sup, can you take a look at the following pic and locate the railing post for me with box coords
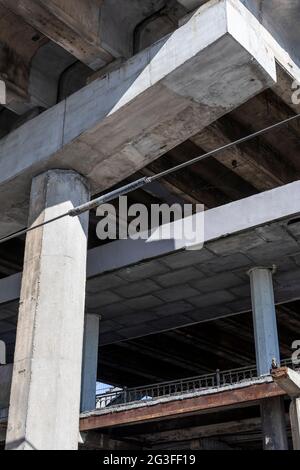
[124,386,128,404]
[216,369,221,387]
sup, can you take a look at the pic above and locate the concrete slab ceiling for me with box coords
[0,0,277,238]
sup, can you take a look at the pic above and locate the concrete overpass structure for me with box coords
[0,0,300,451]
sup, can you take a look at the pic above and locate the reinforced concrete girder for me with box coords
[2,181,300,348]
[0,6,77,115]
[0,0,110,70]
[272,367,300,398]
[0,0,171,70]
[0,0,277,238]
[272,367,300,450]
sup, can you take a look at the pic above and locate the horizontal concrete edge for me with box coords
[0,0,277,239]
[79,380,285,431]
[1,181,300,305]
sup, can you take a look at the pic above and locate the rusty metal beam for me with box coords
[80,382,285,432]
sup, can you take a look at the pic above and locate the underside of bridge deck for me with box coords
[1,0,300,451]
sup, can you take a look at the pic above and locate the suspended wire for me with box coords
[0,112,300,246]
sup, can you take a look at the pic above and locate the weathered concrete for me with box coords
[249,268,280,375]
[0,0,277,238]
[0,1,169,70]
[81,314,100,413]
[5,170,90,451]
[0,0,111,70]
[271,367,300,450]
[2,181,300,348]
[290,398,300,450]
[0,6,77,115]
[179,0,300,72]
[271,367,300,397]
[249,267,288,450]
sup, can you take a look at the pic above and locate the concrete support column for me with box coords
[249,267,280,374]
[290,398,300,450]
[248,267,288,450]
[80,314,100,413]
[6,170,90,451]
[260,397,287,450]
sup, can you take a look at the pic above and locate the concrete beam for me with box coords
[272,366,300,450]
[191,116,295,191]
[179,1,300,85]
[0,6,77,114]
[2,180,300,307]
[0,0,111,70]
[0,1,169,71]
[0,0,276,238]
[272,367,300,397]
[142,417,262,444]
[5,170,90,451]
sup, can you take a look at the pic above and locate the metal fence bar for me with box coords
[95,358,300,409]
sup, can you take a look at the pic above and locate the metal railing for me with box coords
[95,358,300,410]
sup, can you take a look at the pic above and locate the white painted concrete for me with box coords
[81,314,100,413]
[0,0,276,238]
[5,170,90,451]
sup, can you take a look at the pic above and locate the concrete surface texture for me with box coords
[1,0,300,452]
[0,0,277,238]
[5,170,90,450]
[1,181,300,347]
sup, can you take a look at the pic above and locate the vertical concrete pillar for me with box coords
[6,170,90,451]
[248,267,288,450]
[0,340,6,365]
[290,398,300,450]
[80,314,100,413]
